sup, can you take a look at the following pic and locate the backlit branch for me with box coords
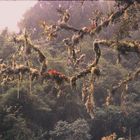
[110,68,140,95]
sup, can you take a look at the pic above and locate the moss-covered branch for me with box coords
[41,2,134,46]
[2,38,140,87]
[110,68,140,95]
[93,39,140,63]
[90,3,133,36]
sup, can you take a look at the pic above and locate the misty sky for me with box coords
[0,1,37,32]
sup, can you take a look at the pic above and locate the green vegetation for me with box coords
[0,1,140,140]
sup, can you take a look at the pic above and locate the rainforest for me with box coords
[0,0,140,140]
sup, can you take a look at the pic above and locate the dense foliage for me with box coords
[0,1,140,140]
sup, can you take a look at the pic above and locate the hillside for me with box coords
[0,1,140,140]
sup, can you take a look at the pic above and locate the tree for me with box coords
[50,119,91,140]
[0,1,140,139]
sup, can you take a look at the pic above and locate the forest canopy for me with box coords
[0,0,140,140]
